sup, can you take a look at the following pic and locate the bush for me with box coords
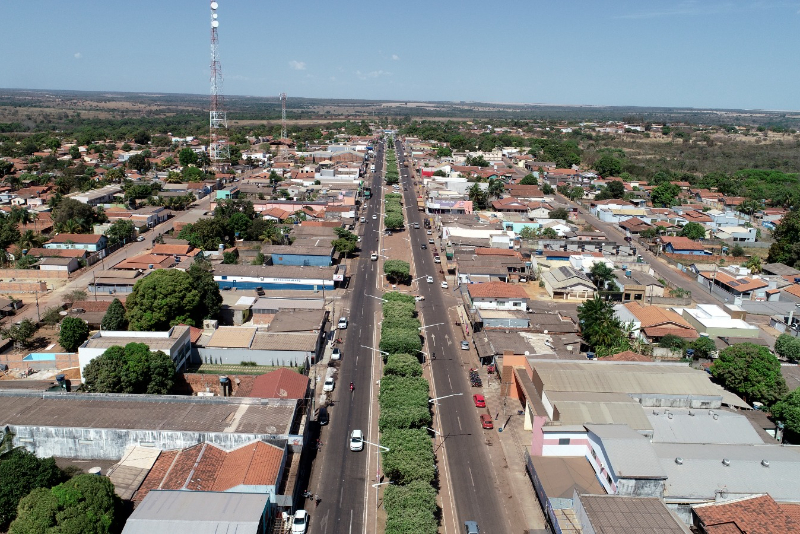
[384,260,411,284]
[0,449,66,530]
[381,428,435,485]
[385,480,438,534]
[658,334,686,351]
[383,292,415,305]
[384,353,423,377]
[379,376,431,430]
[379,328,422,356]
[382,314,421,331]
[383,300,417,320]
[379,404,432,431]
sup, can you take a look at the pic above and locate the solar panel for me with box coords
[728,281,739,287]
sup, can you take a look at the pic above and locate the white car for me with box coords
[414,295,425,301]
[136,236,145,242]
[427,230,432,235]
[338,317,348,329]
[350,429,364,452]
[292,510,309,534]
[426,276,434,284]
[331,348,341,360]
[360,217,366,223]
[323,377,335,392]
[441,281,448,289]
[372,214,377,220]
[370,252,378,261]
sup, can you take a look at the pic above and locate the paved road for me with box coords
[310,141,385,534]
[397,141,512,534]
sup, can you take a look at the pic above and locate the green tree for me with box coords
[680,222,707,240]
[768,210,800,266]
[52,199,100,234]
[549,207,569,221]
[436,146,451,157]
[541,227,558,239]
[519,226,538,240]
[384,260,410,284]
[81,342,175,394]
[1,319,37,349]
[519,174,537,185]
[222,251,238,264]
[744,255,762,273]
[594,154,623,177]
[542,183,555,195]
[589,262,616,291]
[730,244,745,257]
[467,183,488,210]
[384,353,423,377]
[0,449,66,530]
[126,153,150,173]
[568,186,584,201]
[125,270,202,330]
[58,317,89,352]
[384,212,405,230]
[771,389,800,439]
[381,428,435,485]
[710,343,788,404]
[178,147,198,167]
[104,220,135,246]
[688,336,717,359]
[577,296,624,352]
[177,219,228,251]
[774,333,800,362]
[487,178,505,199]
[596,180,625,200]
[9,474,122,534]
[133,130,151,145]
[659,334,687,351]
[650,182,680,207]
[379,328,422,355]
[69,145,80,160]
[332,227,358,257]
[100,298,127,331]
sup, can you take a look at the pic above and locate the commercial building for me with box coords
[78,327,192,378]
[212,264,341,291]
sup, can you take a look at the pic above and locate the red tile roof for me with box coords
[602,350,653,362]
[152,244,198,256]
[474,248,522,258]
[25,248,87,258]
[661,236,706,251]
[694,494,800,534]
[467,281,528,299]
[249,368,309,399]
[46,233,105,244]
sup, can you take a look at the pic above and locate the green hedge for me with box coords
[379,328,422,356]
[384,480,437,534]
[381,428,436,485]
[384,353,423,377]
[383,292,415,305]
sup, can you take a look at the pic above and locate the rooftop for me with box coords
[468,281,529,299]
[579,494,690,534]
[647,408,765,445]
[249,368,309,399]
[587,424,667,479]
[529,456,605,500]
[693,494,800,534]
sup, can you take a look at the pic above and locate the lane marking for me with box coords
[458,416,463,432]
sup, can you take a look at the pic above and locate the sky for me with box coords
[2,0,799,110]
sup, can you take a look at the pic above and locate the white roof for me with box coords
[647,408,765,445]
[677,305,759,331]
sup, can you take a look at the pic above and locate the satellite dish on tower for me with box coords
[211,20,219,28]
[210,1,218,10]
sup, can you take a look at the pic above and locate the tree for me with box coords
[519,226,538,240]
[126,153,150,173]
[710,343,788,405]
[126,270,203,330]
[519,174,537,185]
[222,251,238,264]
[487,178,505,199]
[1,319,37,349]
[577,296,624,352]
[104,219,134,246]
[686,335,716,358]
[384,260,410,284]
[82,342,175,394]
[568,186,584,201]
[332,227,358,257]
[58,317,89,352]
[384,212,405,230]
[177,219,228,250]
[0,449,66,530]
[52,199,100,234]
[589,262,616,291]
[650,182,680,207]
[133,130,151,145]
[744,255,762,273]
[775,333,800,362]
[730,244,745,257]
[542,183,555,195]
[768,210,800,266]
[467,183,488,210]
[178,147,198,167]
[9,474,122,534]
[549,207,569,221]
[541,227,558,239]
[771,389,800,439]
[594,154,623,177]
[597,180,625,200]
[40,306,63,328]
[680,222,707,240]
[69,145,80,160]
[436,146,452,157]
[100,298,127,331]
[659,334,686,351]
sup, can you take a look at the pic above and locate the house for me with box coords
[197,326,323,366]
[44,233,108,252]
[66,185,122,206]
[692,494,800,534]
[38,256,79,273]
[213,264,340,292]
[615,301,698,342]
[660,236,710,255]
[696,269,768,301]
[713,226,757,242]
[466,282,529,310]
[261,244,334,267]
[541,266,596,300]
[677,304,760,339]
[249,368,310,400]
[114,253,176,270]
[151,243,201,262]
[611,270,665,301]
[88,269,150,295]
[618,217,652,234]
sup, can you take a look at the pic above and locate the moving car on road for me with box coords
[372,214,377,220]
[464,520,480,534]
[337,317,348,329]
[370,252,378,261]
[350,429,364,451]
[420,243,427,249]
[426,276,434,283]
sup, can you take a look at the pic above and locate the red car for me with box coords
[473,394,486,408]
[480,414,494,430]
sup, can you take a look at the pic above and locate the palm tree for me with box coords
[468,183,487,210]
[488,178,505,199]
[18,230,45,250]
[60,219,82,234]
[590,262,616,291]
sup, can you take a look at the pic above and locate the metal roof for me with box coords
[122,490,268,534]
[647,408,765,445]
[553,397,653,432]
[578,495,690,534]
[587,424,667,479]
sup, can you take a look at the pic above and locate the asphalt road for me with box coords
[310,141,385,534]
[397,141,512,534]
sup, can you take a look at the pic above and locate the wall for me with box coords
[270,254,332,267]
[540,428,590,457]
[198,347,312,367]
[0,281,48,293]
[615,477,664,498]
[8,424,294,460]
[0,269,69,279]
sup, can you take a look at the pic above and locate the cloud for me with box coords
[391,54,400,61]
[288,60,306,71]
[74,52,82,59]
[356,70,391,80]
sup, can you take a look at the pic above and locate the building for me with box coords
[661,236,710,256]
[677,304,760,339]
[45,233,108,252]
[615,302,698,342]
[692,494,800,533]
[541,266,596,300]
[466,282,529,310]
[38,256,80,273]
[612,270,665,301]
[122,491,270,534]
[197,326,323,366]
[212,264,340,291]
[261,244,334,267]
[78,327,192,378]
[574,494,690,534]
[88,269,149,295]
[66,185,122,206]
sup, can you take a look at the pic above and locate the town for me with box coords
[2,2,800,534]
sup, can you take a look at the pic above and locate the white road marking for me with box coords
[458,416,463,432]
[469,466,475,487]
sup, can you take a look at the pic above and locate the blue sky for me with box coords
[2,0,799,110]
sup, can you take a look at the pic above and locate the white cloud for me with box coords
[356,70,391,80]
[74,52,82,59]
[391,54,400,61]
[288,60,306,71]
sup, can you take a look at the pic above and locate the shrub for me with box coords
[379,328,422,356]
[381,428,435,485]
[384,353,423,377]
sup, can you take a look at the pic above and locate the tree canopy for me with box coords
[650,183,680,207]
[768,210,800,267]
[774,333,800,362]
[58,317,89,352]
[9,474,122,534]
[384,260,410,284]
[81,342,175,394]
[680,222,707,240]
[578,296,627,356]
[0,449,66,531]
[100,298,127,331]
[710,343,788,405]
[771,388,800,440]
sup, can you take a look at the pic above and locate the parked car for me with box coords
[292,510,309,534]
[434,256,441,264]
[136,236,145,242]
[428,238,435,244]
[414,295,425,301]
[426,276,434,283]
[318,406,329,425]
[338,317,348,329]
[480,414,494,429]
[473,394,486,407]
[360,217,366,223]
[441,281,448,289]
[461,340,470,350]
[350,429,364,451]
[323,377,335,392]
[331,348,341,360]
[427,230,432,235]
[464,521,480,534]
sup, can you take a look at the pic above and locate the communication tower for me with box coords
[209,1,228,166]
[280,92,287,140]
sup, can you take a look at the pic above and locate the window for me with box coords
[558,438,571,445]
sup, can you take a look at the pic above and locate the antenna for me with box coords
[209,0,228,168]
[280,92,287,140]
